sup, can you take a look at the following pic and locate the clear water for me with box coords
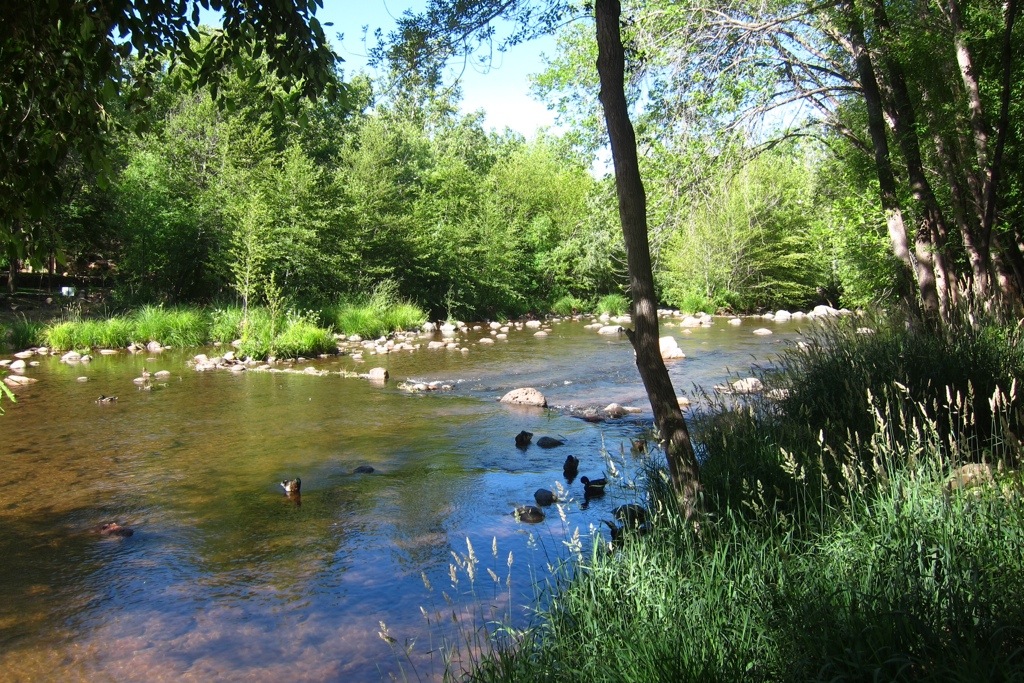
[0,316,806,681]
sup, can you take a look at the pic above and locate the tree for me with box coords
[595,0,701,508]
[380,0,702,506]
[1,0,342,287]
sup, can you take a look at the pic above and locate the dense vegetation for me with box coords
[443,308,1024,681]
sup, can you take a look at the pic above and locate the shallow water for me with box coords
[0,316,806,681]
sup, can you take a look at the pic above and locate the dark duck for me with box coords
[563,455,580,480]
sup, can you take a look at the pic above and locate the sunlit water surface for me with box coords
[0,317,807,681]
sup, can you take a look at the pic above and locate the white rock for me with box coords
[752,328,773,336]
[732,377,764,394]
[61,351,82,363]
[525,320,542,329]
[499,387,547,407]
[14,350,34,359]
[597,325,623,335]
[479,337,495,344]
[9,360,26,371]
[534,330,548,337]
[728,318,742,326]
[774,310,792,321]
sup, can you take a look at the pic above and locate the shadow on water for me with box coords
[0,317,807,680]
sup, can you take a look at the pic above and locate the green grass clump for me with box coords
[595,293,629,316]
[43,320,82,350]
[270,320,337,358]
[326,280,427,338]
[209,306,245,344]
[551,295,588,317]
[130,305,208,347]
[8,317,45,349]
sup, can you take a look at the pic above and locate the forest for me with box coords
[7,0,1020,324]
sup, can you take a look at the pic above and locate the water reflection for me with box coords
[0,317,806,680]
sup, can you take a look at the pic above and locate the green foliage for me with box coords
[326,280,427,338]
[1,3,340,280]
[551,295,588,316]
[130,305,208,347]
[657,144,830,312]
[595,293,629,316]
[236,307,336,360]
[7,317,45,349]
[209,306,245,344]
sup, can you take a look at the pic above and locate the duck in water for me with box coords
[280,478,301,494]
[563,455,580,481]
[581,475,607,499]
[95,395,118,404]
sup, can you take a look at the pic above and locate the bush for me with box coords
[595,293,629,316]
[7,317,44,349]
[325,280,427,338]
[551,295,588,317]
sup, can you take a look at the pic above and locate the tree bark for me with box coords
[839,0,921,313]
[595,0,700,512]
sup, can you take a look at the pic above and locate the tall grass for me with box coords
[130,305,208,347]
[325,280,427,338]
[6,316,45,349]
[595,293,629,316]
[463,306,1024,681]
[36,303,337,359]
[551,295,588,317]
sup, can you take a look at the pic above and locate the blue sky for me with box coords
[317,1,561,137]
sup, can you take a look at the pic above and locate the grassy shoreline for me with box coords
[0,297,429,359]
[444,307,1024,682]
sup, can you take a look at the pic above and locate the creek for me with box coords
[0,316,806,681]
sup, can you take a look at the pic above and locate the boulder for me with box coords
[534,488,557,506]
[728,318,742,326]
[499,387,547,407]
[536,436,565,448]
[146,341,163,353]
[597,325,623,335]
[525,320,542,329]
[732,377,764,394]
[4,374,37,386]
[61,351,82,363]
[774,310,792,321]
[752,328,773,336]
[659,336,685,360]
[366,367,389,382]
[9,359,26,371]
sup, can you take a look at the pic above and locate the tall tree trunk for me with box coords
[870,0,948,320]
[595,0,700,512]
[839,0,922,313]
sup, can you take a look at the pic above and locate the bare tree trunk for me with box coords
[839,0,922,313]
[595,0,700,512]
[869,0,948,320]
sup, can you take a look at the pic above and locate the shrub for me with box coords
[551,295,588,317]
[8,317,44,349]
[595,293,629,316]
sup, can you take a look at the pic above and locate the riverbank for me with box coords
[455,308,1024,681]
